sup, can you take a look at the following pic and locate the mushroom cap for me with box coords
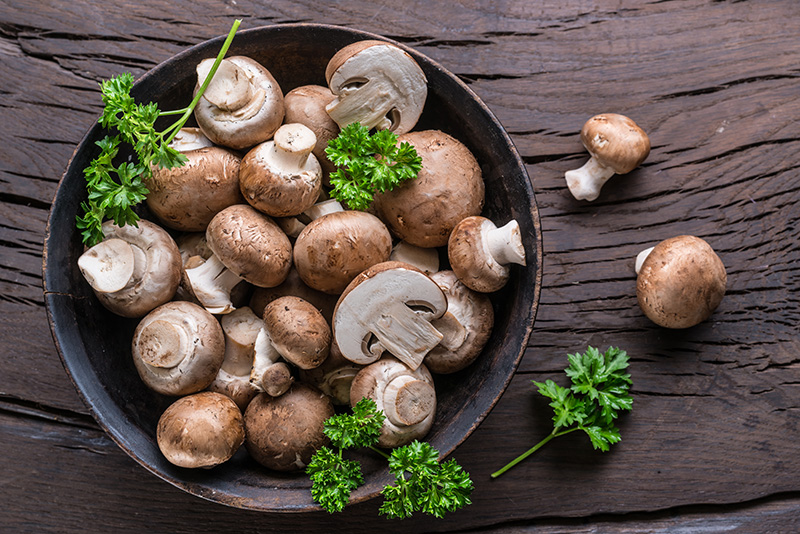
[263,296,331,370]
[93,220,182,318]
[243,383,334,471]
[293,210,392,294]
[205,204,292,288]
[580,113,650,174]
[349,356,436,448]
[146,146,243,232]
[283,85,339,178]
[373,130,484,248]
[157,391,245,469]
[194,56,285,150]
[426,270,494,374]
[636,235,727,329]
[132,301,226,396]
[448,216,513,293]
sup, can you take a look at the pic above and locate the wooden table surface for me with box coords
[3,0,800,532]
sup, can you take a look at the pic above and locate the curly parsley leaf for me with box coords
[491,346,633,478]
[325,122,422,211]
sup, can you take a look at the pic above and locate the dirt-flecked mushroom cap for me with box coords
[325,40,427,134]
[194,56,285,150]
[146,146,243,231]
[293,210,392,294]
[132,301,225,396]
[244,383,334,472]
[349,356,436,448]
[636,235,727,329]
[426,270,495,374]
[333,261,447,370]
[205,204,292,288]
[157,391,245,469]
[565,113,650,201]
[283,85,339,179]
[239,123,322,217]
[263,296,331,370]
[448,216,527,293]
[83,220,182,318]
[373,130,484,248]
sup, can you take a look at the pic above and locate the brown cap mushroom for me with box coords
[78,220,182,318]
[194,56,285,150]
[372,130,484,248]
[636,235,727,329]
[426,270,494,374]
[132,301,225,396]
[325,40,427,134]
[157,391,245,469]
[283,85,339,180]
[239,123,322,217]
[293,210,392,294]
[448,216,526,293]
[350,356,436,448]
[244,383,334,471]
[565,113,650,201]
[263,296,331,370]
[146,146,243,231]
[207,306,263,410]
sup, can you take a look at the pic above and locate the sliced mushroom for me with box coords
[194,56,285,150]
[157,391,245,469]
[350,356,436,448]
[448,216,526,293]
[373,130,484,248]
[325,40,427,134]
[283,85,339,180]
[207,306,263,410]
[132,301,225,396]
[333,261,447,370]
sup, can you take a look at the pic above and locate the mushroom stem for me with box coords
[137,319,191,368]
[197,58,255,112]
[390,241,440,274]
[251,326,293,397]
[304,199,343,220]
[564,157,616,201]
[634,246,655,274]
[185,253,244,315]
[271,123,317,169]
[487,220,527,266]
[370,300,444,370]
[383,374,436,427]
[219,308,260,376]
[77,238,136,294]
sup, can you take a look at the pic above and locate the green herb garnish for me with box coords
[76,20,242,247]
[491,346,633,478]
[307,398,473,518]
[325,123,422,211]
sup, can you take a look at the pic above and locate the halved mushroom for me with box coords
[194,56,285,150]
[333,261,447,370]
[325,40,427,134]
[78,220,182,318]
[207,306,263,410]
[372,130,484,248]
[157,391,245,469]
[132,301,225,396]
[283,85,339,180]
[350,356,436,448]
[448,216,526,293]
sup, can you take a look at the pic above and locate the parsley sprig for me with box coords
[76,20,242,247]
[307,398,473,518]
[325,123,422,211]
[491,346,633,478]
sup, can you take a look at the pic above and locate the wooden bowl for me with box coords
[43,23,543,511]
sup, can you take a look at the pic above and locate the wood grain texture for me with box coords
[2,0,800,531]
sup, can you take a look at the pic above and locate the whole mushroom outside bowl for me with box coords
[42,23,543,512]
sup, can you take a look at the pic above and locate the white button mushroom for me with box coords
[636,235,727,329]
[564,113,651,201]
[325,40,427,134]
[349,357,436,448]
[194,56,285,150]
[448,216,527,293]
[131,301,225,396]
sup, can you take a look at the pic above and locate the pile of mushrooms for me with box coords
[77,40,528,473]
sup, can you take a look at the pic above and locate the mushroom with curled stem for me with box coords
[333,261,447,370]
[157,391,245,469]
[239,123,323,217]
[78,220,182,318]
[636,235,727,329]
[325,40,427,134]
[349,356,436,448]
[283,85,339,181]
[564,113,650,201]
[193,56,285,150]
[298,340,363,405]
[207,306,263,410]
[132,301,225,396]
[244,383,334,471]
[448,216,526,293]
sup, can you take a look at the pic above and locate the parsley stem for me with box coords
[490,427,579,478]
[368,445,391,460]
